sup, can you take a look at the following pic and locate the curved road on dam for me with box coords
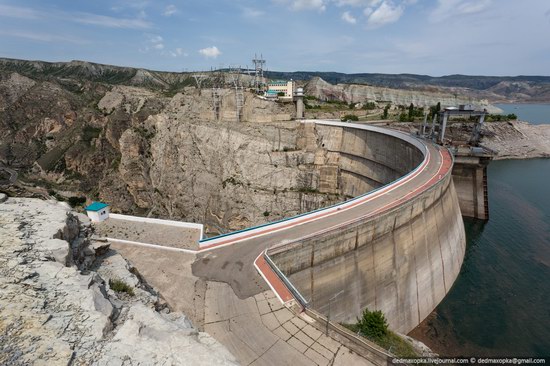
[192,120,453,304]
[107,119,457,365]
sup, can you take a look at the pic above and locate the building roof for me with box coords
[85,202,109,212]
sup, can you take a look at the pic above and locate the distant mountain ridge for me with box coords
[2,57,549,102]
[266,71,550,90]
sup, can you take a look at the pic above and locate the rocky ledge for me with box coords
[0,196,237,365]
[481,120,550,160]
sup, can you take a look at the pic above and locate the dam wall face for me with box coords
[300,123,424,197]
[270,122,466,334]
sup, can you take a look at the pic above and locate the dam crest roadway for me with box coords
[108,119,466,365]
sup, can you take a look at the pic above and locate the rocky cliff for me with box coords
[0,196,237,365]
[0,64,343,235]
[304,77,501,113]
[2,58,540,236]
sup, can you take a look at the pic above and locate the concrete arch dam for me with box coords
[193,120,465,335]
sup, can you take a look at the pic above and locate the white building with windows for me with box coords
[85,202,110,222]
[266,80,295,98]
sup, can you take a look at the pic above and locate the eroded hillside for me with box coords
[0,65,345,235]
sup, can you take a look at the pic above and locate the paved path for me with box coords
[111,243,374,366]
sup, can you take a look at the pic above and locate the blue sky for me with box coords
[0,0,549,76]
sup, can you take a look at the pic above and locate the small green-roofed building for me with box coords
[85,201,110,222]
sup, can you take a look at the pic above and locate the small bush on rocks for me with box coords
[109,279,135,296]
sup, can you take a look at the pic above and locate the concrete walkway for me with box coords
[204,282,371,366]
[110,243,373,366]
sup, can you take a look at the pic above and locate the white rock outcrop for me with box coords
[0,197,238,365]
[305,77,501,113]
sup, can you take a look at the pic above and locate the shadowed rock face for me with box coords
[0,67,350,234]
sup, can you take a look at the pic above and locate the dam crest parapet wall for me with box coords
[266,121,466,334]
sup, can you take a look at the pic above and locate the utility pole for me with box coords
[252,53,266,94]
[228,65,244,122]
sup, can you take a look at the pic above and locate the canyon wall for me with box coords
[305,77,501,113]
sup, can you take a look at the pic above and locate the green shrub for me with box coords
[362,102,377,110]
[357,308,388,341]
[68,196,86,207]
[382,105,390,119]
[342,308,417,357]
[341,114,359,122]
[109,279,135,296]
[82,126,101,142]
[263,211,270,217]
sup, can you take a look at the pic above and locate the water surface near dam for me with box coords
[410,158,550,356]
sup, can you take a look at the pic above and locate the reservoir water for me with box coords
[495,103,550,124]
[410,106,550,356]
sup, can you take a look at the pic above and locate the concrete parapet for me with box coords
[268,122,465,334]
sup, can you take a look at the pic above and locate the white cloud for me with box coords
[73,13,152,29]
[242,7,265,18]
[342,11,357,24]
[140,34,164,53]
[366,1,404,28]
[0,29,87,44]
[431,0,491,21]
[333,0,381,6]
[0,5,152,29]
[0,5,39,19]
[163,5,177,17]
[168,48,188,57]
[149,35,163,43]
[276,0,327,12]
[199,46,221,58]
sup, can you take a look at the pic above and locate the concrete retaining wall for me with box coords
[109,213,204,239]
[269,123,465,334]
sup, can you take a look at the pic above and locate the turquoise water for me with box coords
[495,103,550,125]
[414,159,550,356]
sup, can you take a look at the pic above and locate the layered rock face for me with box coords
[0,70,344,234]
[305,77,501,113]
[0,197,237,365]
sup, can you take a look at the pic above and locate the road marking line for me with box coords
[200,149,434,251]
[262,147,452,303]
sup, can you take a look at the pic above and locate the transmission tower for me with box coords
[193,74,207,89]
[252,54,266,93]
[228,65,244,122]
[192,73,207,96]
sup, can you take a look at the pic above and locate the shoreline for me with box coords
[481,120,550,160]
